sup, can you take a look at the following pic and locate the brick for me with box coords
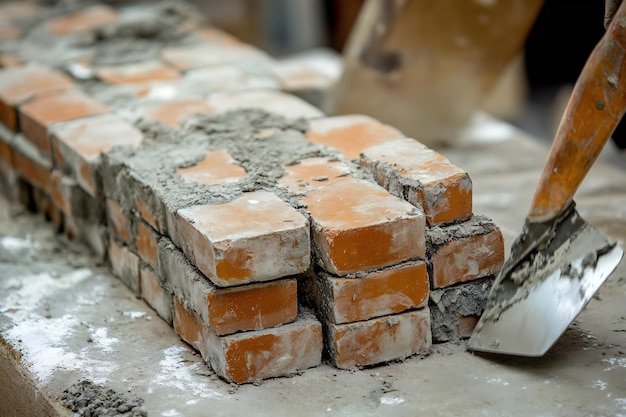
[0,65,72,131]
[303,261,429,324]
[325,308,431,369]
[106,198,132,245]
[157,237,298,335]
[0,124,14,168]
[0,25,21,41]
[19,89,108,155]
[173,190,310,287]
[49,170,72,214]
[206,90,324,119]
[361,138,473,226]
[429,278,493,342]
[172,301,324,384]
[195,27,243,46]
[12,134,51,192]
[136,220,158,270]
[307,115,405,160]
[184,65,280,93]
[208,313,323,384]
[51,114,143,196]
[0,2,38,22]
[47,5,118,36]
[133,99,214,128]
[108,237,140,295]
[139,265,174,325]
[161,42,270,71]
[296,177,424,276]
[279,157,352,194]
[428,216,504,289]
[177,149,246,186]
[136,195,163,234]
[96,61,180,85]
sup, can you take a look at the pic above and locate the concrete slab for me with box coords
[1,114,626,417]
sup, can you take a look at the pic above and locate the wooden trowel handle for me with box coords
[528,2,626,221]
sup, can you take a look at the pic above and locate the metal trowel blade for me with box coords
[467,209,623,356]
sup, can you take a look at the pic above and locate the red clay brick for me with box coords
[206,90,324,119]
[175,300,323,384]
[307,115,405,160]
[361,138,473,226]
[177,149,246,186]
[291,175,424,276]
[157,237,297,336]
[49,170,70,214]
[430,225,504,289]
[161,42,269,71]
[12,136,51,192]
[279,157,352,193]
[0,133,13,168]
[272,59,334,93]
[51,114,143,196]
[136,196,163,234]
[140,265,173,325]
[0,65,72,131]
[136,220,159,270]
[134,99,214,128]
[19,89,108,155]
[326,308,431,369]
[307,261,429,324]
[174,190,310,287]
[109,237,140,294]
[96,61,180,85]
[207,279,298,336]
[47,5,118,36]
[106,198,132,245]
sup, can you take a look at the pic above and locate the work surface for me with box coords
[1,114,626,417]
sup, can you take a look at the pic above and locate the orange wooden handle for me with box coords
[528,1,626,221]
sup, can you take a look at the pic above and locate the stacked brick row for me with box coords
[0,1,505,383]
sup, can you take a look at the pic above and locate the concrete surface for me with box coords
[1,113,626,417]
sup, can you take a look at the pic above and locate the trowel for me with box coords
[467,2,626,356]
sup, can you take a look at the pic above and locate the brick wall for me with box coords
[0,0,504,384]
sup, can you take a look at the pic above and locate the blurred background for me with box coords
[189,0,625,164]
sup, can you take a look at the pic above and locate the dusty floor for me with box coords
[1,113,626,417]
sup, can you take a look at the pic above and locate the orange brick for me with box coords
[308,261,429,324]
[0,65,72,131]
[158,237,298,335]
[12,135,51,192]
[214,314,323,384]
[96,61,180,85]
[361,138,473,226]
[161,42,269,71]
[272,58,334,92]
[136,220,158,270]
[177,149,246,185]
[19,89,108,155]
[302,178,424,276]
[279,157,352,193]
[208,279,297,336]
[140,265,173,325]
[47,5,118,36]
[174,190,310,287]
[326,308,431,369]
[136,196,163,234]
[183,65,280,94]
[173,297,207,356]
[0,132,13,168]
[206,90,324,119]
[429,218,504,289]
[106,198,132,245]
[134,99,214,128]
[108,237,140,294]
[51,114,143,196]
[307,115,405,160]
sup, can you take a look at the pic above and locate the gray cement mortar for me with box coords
[61,379,147,417]
[429,277,494,343]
